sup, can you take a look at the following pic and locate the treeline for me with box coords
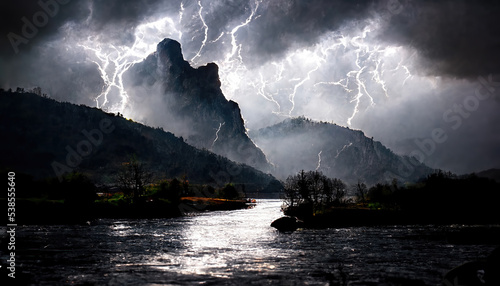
[0,86,48,97]
[282,170,500,225]
[283,170,350,217]
[367,171,500,223]
[1,163,247,224]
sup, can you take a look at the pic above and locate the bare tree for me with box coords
[332,178,346,205]
[32,86,42,96]
[283,170,347,213]
[354,180,368,203]
[282,170,306,208]
[117,156,153,203]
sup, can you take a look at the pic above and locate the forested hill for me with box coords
[251,117,434,185]
[0,91,281,193]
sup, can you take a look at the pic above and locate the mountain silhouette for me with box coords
[123,38,270,172]
[251,116,434,185]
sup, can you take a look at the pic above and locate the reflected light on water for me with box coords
[10,200,499,285]
[149,200,285,276]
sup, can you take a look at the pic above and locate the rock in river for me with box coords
[271,216,298,232]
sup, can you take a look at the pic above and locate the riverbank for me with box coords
[4,196,256,225]
[285,205,500,229]
[180,197,255,211]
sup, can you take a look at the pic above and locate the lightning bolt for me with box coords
[79,42,140,111]
[226,0,261,64]
[402,65,412,86]
[371,58,389,98]
[314,78,352,93]
[335,142,352,159]
[77,3,418,131]
[79,14,183,113]
[288,62,320,115]
[190,1,208,64]
[217,0,262,101]
[347,66,373,126]
[210,32,225,44]
[179,2,184,24]
[316,150,322,171]
[254,72,282,113]
[211,122,225,149]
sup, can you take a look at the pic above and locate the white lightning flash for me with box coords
[79,13,183,113]
[217,0,262,100]
[316,150,322,171]
[254,71,282,113]
[211,122,225,149]
[190,1,208,64]
[288,63,320,115]
[335,142,352,159]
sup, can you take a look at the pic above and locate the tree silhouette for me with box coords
[354,180,368,203]
[116,156,153,203]
[283,170,346,214]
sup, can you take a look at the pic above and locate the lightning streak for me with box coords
[316,150,322,171]
[254,72,281,112]
[226,0,261,63]
[80,42,142,111]
[218,0,261,100]
[335,143,352,159]
[77,5,418,130]
[402,65,412,86]
[210,32,225,43]
[211,122,225,149]
[79,14,183,113]
[289,63,320,115]
[191,1,208,64]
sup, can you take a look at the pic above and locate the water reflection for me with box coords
[149,200,284,277]
[4,200,498,285]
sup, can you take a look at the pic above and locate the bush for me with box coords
[217,184,240,200]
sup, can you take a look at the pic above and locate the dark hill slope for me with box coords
[0,91,280,193]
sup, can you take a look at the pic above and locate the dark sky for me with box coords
[1,0,500,174]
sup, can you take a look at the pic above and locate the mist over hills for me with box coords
[122,38,270,172]
[251,117,434,185]
[1,39,442,189]
[118,38,435,185]
[0,91,280,194]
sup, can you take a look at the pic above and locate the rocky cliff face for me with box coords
[250,117,434,185]
[123,39,270,172]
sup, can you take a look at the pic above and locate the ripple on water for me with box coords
[4,200,498,285]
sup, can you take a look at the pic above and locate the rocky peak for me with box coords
[124,38,271,172]
[155,39,191,83]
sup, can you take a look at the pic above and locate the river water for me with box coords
[1,200,498,285]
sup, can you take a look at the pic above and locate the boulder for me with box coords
[271,216,298,232]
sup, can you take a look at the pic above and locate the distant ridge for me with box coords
[251,117,434,185]
[476,168,500,183]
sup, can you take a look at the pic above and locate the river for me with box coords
[1,200,498,285]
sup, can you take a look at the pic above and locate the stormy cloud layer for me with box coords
[1,0,500,174]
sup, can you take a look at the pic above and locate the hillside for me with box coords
[251,117,434,185]
[476,168,500,183]
[0,91,281,194]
